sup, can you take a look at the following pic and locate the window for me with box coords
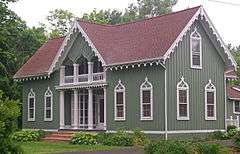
[190,28,202,69]
[114,80,125,121]
[140,77,153,120]
[177,77,189,120]
[234,101,240,114]
[205,80,216,120]
[28,89,35,121]
[44,87,53,121]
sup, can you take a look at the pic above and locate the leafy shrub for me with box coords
[132,128,147,146]
[96,130,134,146]
[211,131,226,140]
[70,132,97,145]
[0,91,22,153]
[234,131,240,149]
[227,125,237,132]
[144,140,192,154]
[197,143,221,154]
[11,129,46,142]
[224,129,237,139]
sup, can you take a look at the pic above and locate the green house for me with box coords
[14,6,238,139]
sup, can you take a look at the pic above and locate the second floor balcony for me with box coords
[60,57,106,86]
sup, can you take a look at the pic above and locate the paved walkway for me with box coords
[58,148,144,154]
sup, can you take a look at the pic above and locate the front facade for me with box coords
[15,6,237,139]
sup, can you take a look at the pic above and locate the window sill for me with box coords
[141,117,153,121]
[28,119,35,122]
[177,117,190,121]
[233,112,240,115]
[44,119,53,122]
[190,66,202,70]
[114,118,125,121]
[205,117,217,121]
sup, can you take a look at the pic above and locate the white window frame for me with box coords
[233,100,240,114]
[140,77,153,121]
[44,87,53,121]
[177,76,190,120]
[205,80,217,120]
[28,88,35,121]
[190,27,202,69]
[114,80,126,121]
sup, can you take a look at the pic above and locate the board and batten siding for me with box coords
[166,21,225,131]
[22,71,60,130]
[106,65,165,131]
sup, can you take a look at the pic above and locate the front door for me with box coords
[78,90,88,129]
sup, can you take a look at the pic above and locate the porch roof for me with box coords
[228,85,240,100]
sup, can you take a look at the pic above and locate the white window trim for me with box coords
[190,27,202,69]
[140,77,153,121]
[233,100,240,114]
[44,87,53,121]
[28,88,35,121]
[205,80,217,121]
[114,80,126,121]
[176,76,190,121]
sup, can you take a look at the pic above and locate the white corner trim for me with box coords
[48,20,106,75]
[176,76,190,121]
[205,79,217,121]
[140,77,153,121]
[164,68,168,140]
[190,27,202,69]
[28,88,35,122]
[114,80,126,121]
[44,87,53,121]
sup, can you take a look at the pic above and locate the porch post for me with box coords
[88,88,93,130]
[59,90,65,129]
[88,62,93,83]
[72,89,79,129]
[103,87,107,130]
[73,64,79,84]
[60,66,65,85]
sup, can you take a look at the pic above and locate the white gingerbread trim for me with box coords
[48,20,106,75]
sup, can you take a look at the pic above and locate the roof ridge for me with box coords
[78,5,201,27]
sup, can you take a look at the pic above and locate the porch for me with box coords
[59,87,106,130]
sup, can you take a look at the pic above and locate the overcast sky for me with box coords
[9,0,240,46]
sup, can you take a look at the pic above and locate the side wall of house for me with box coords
[166,21,226,131]
[22,71,60,130]
[106,65,165,131]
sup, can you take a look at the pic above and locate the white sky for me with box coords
[9,0,240,46]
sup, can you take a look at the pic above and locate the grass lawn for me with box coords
[20,141,125,154]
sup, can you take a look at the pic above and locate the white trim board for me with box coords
[106,129,225,134]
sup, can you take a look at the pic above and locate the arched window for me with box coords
[140,77,153,120]
[28,89,35,121]
[205,80,216,120]
[190,27,202,69]
[177,77,189,120]
[44,87,53,121]
[114,80,126,121]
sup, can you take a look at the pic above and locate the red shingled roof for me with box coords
[14,37,65,78]
[225,68,238,79]
[14,6,200,78]
[228,85,240,100]
[78,6,200,65]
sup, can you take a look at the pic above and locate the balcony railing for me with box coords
[62,72,105,85]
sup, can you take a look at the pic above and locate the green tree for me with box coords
[0,90,22,153]
[82,9,110,24]
[47,9,75,37]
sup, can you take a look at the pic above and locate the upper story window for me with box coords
[28,89,35,121]
[44,87,53,121]
[114,80,126,121]
[234,101,240,114]
[177,77,189,120]
[205,80,216,120]
[190,28,202,69]
[140,77,153,120]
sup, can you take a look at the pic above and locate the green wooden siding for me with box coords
[106,65,165,131]
[22,71,60,129]
[166,21,225,131]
